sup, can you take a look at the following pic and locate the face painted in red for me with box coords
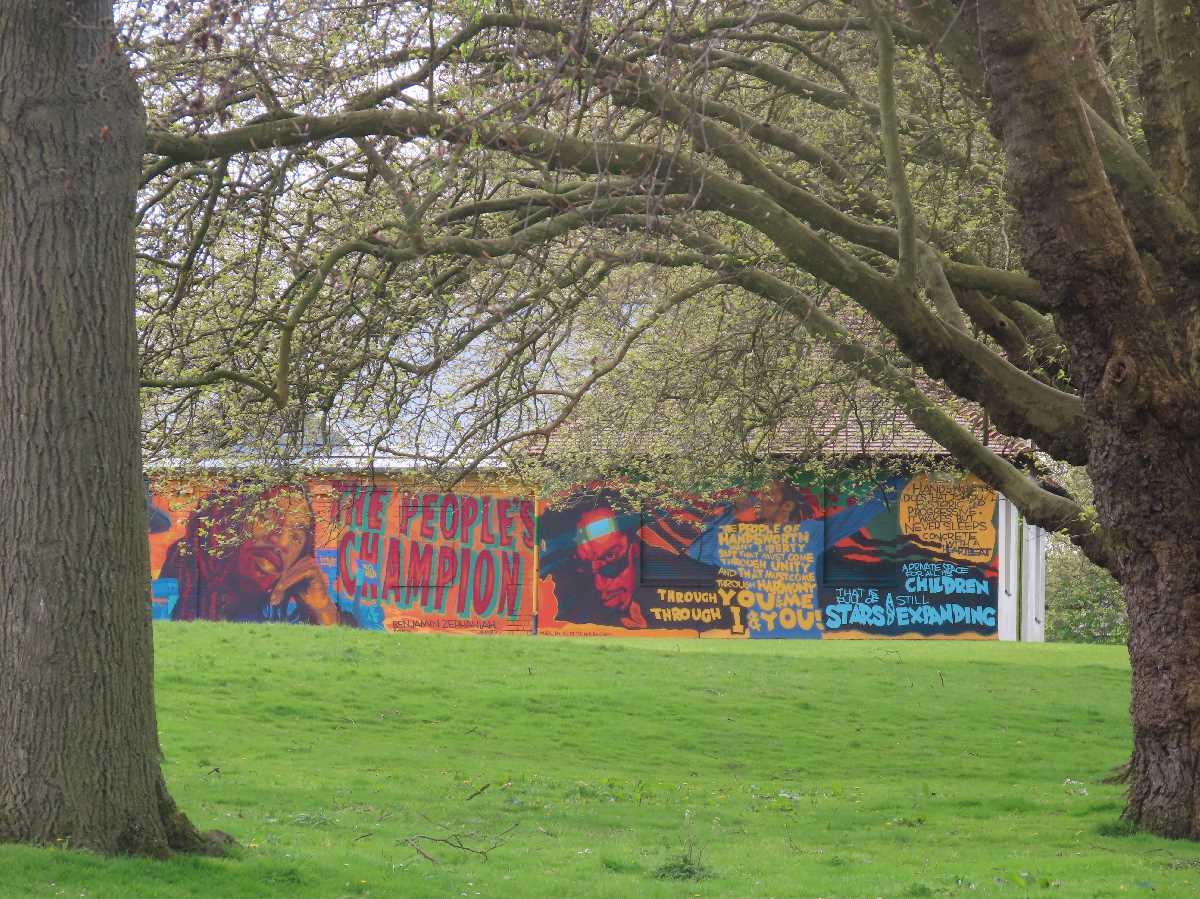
[575,506,638,611]
[232,492,312,592]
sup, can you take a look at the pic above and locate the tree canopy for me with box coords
[5,0,1200,852]
[129,3,1200,835]
[132,2,1078,511]
[131,0,1200,838]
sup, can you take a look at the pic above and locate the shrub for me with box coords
[1044,536,1127,644]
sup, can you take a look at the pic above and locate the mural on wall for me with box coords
[155,484,348,625]
[148,479,536,633]
[327,482,536,633]
[692,477,905,638]
[537,488,733,634]
[537,472,999,639]
[148,470,998,639]
[818,473,998,638]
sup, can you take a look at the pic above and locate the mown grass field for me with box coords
[2,624,1199,898]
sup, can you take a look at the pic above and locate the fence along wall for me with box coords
[148,470,1000,639]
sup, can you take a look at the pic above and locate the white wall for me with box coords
[997,496,1020,641]
[1021,521,1047,642]
[996,495,1047,642]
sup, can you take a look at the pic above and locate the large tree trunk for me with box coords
[978,0,1200,838]
[1089,385,1200,839]
[0,1,213,856]
[1121,523,1200,837]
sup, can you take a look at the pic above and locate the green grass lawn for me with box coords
[3,625,1199,898]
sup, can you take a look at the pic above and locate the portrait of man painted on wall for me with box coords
[756,479,802,526]
[539,489,733,631]
[538,495,646,628]
[159,483,350,625]
[572,503,647,627]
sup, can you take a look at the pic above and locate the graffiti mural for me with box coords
[818,473,998,638]
[148,470,998,639]
[537,473,999,639]
[537,488,734,634]
[327,482,536,633]
[148,479,536,633]
[154,483,347,625]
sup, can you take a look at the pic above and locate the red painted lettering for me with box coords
[455,547,472,615]
[419,493,438,541]
[338,531,357,597]
[498,552,522,618]
[440,494,459,542]
[435,545,458,613]
[398,492,420,535]
[496,499,514,548]
[480,496,498,545]
[383,538,403,605]
[358,533,380,603]
[407,541,434,609]
[460,497,480,544]
[473,549,496,616]
[368,489,385,530]
[519,501,535,549]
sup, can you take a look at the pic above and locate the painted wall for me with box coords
[536,473,999,639]
[147,470,1001,640]
[148,478,536,634]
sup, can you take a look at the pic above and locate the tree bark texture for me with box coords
[0,1,208,856]
[980,0,1200,838]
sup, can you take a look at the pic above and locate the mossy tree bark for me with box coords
[977,0,1200,838]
